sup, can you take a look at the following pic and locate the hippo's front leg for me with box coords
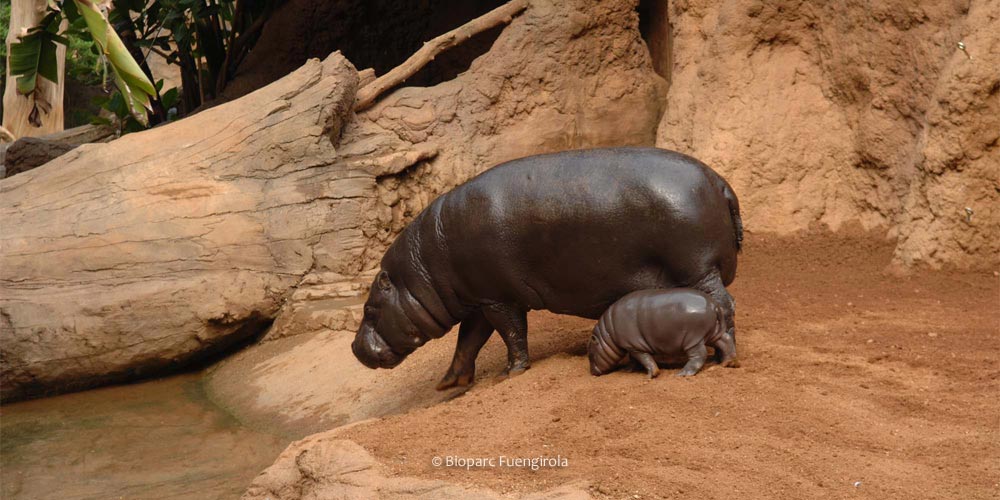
[482,303,530,375]
[437,311,494,390]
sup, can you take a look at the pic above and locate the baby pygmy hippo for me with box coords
[588,288,739,378]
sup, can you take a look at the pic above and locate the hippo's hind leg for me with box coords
[711,331,740,368]
[482,303,530,376]
[677,344,708,377]
[437,310,494,391]
[630,351,660,379]
[693,269,737,360]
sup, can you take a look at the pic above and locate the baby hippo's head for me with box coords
[588,323,626,376]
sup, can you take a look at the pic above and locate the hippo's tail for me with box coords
[722,184,743,253]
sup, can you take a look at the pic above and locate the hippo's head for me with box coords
[587,325,625,376]
[352,270,432,369]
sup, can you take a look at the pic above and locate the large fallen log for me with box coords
[0,53,360,402]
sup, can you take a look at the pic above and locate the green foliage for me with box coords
[6,1,156,127]
[112,0,283,113]
[1,2,10,87]
[71,0,156,125]
[8,11,66,95]
[66,26,104,86]
[7,0,280,135]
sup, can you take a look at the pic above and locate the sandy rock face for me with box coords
[242,436,590,500]
[0,53,362,402]
[657,0,999,269]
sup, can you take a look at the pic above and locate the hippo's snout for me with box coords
[352,328,405,369]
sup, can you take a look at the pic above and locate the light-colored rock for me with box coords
[242,437,591,500]
[657,0,999,269]
[0,53,362,402]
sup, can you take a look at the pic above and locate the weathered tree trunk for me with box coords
[0,53,360,402]
[2,0,66,139]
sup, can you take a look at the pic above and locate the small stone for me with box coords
[854,481,862,488]
[866,339,875,344]
[847,302,854,307]
[928,332,938,338]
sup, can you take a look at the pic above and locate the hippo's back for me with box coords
[401,147,740,319]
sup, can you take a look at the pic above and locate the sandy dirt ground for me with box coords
[333,231,999,499]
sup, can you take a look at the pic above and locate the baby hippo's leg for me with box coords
[630,351,660,379]
[677,344,708,377]
[712,332,740,368]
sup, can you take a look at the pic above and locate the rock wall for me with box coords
[657,0,999,269]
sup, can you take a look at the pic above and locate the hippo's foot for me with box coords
[500,361,531,379]
[436,368,475,391]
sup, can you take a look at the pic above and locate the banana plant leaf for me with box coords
[8,1,156,126]
[73,0,155,126]
[8,12,65,95]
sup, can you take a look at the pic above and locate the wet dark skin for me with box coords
[351,147,743,390]
[588,288,740,378]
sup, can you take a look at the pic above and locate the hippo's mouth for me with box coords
[352,329,406,369]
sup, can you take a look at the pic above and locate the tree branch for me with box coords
[353,0,528,111]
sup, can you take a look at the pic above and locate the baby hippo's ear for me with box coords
[376,270,393,291]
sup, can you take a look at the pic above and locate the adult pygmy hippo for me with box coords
[588,288,739,378]
[352,147,743,390]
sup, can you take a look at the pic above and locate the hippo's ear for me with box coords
[376,271,393,291]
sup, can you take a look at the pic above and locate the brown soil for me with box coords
[336,231,1000,499]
